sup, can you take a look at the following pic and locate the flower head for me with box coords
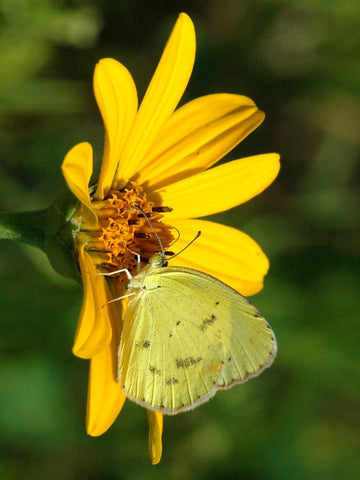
[61,13,280,464]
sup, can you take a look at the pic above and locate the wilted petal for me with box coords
[147,410,163,465]
[61,142,97,226]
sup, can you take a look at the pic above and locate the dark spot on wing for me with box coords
[149,365,161,375]
[176,357,202,368]
[135,340,151,348]
[169,333,173,338]
[176,321,181,326]
[215,301,220,305]
[199,314,216,331]
[165,376,179,385]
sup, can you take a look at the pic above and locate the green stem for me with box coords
[0,209,47,251]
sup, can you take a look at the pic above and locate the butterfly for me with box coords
[117,251,277,415]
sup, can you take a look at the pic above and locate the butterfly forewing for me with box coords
[118,265,276,414]
[119,271,224,412]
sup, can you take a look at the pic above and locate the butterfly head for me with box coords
[149,252,168,268]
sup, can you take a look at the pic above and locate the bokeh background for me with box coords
[1,1,359,479]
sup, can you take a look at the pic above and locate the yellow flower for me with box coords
[61,13,280,464]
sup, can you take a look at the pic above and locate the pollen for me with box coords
[76,181,174,283]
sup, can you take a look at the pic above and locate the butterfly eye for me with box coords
[125,282,130,290]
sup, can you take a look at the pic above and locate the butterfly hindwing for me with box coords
[118,265,276,414]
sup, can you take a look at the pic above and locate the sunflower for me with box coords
[61,12,280,464]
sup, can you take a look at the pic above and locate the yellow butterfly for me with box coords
[118,252,277,415]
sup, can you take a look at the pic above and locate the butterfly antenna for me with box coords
[134,205,166,262]
[167,231,201,260]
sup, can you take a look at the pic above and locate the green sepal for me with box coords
[44,190,81,282]
[0,188,89,282]
[0,209,47,250]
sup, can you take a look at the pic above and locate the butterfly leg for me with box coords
[124,248,141,275]
[96,268,133,280]
[106,291,136,305]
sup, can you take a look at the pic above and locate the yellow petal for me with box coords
[154,153,280,220]
[169,219,269,296]
[61,142,98,226]
[147,410,163,465]
[137,94,264,190]
[115,12,196,186]
[86,297,127,436]
[93,59,138,200]
[72,245,112,359]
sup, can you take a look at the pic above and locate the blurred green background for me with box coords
[1,0,359,479]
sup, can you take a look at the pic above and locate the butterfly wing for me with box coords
[118,266,276,414]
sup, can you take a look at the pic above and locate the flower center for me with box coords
[77,181,174,283]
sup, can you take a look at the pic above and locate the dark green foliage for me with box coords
[1,1,359,478]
